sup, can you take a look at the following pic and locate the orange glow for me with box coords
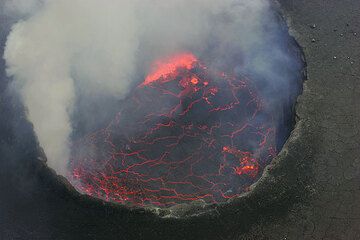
[222,146,259,177]
[191,77,199,85]
[143,52,198,86]
[234,164,258,177]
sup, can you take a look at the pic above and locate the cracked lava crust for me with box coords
[68,52,278,208]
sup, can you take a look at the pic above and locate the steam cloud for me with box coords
[3,0,302,175]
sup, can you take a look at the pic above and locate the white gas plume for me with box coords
[3,0,301,175]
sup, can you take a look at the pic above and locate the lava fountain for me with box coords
[68,52,277,208]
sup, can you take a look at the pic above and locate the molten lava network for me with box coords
[69,52,277,208]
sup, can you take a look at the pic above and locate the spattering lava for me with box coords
[68,52,277,208]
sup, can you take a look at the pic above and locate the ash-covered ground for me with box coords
[1,0,360,239]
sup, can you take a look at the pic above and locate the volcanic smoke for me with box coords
[3,0,303,208]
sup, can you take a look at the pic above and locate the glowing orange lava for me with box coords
[143,52,197,86]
